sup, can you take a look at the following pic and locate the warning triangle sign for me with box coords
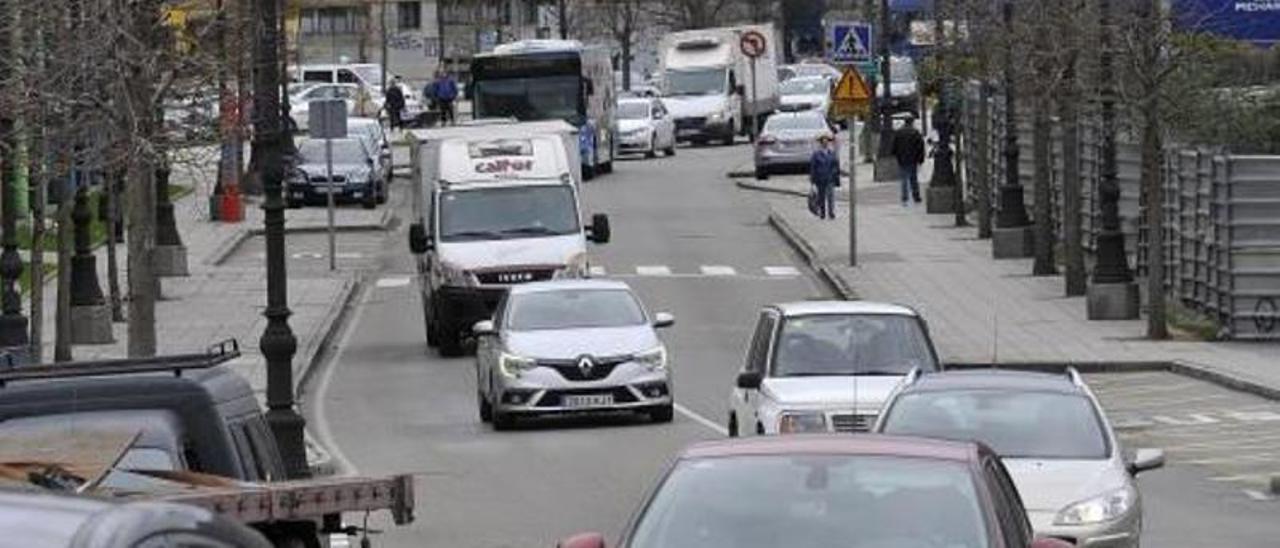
[833,67,873,103]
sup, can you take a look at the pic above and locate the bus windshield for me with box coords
[666,68,726,96]
[474,76,583,122]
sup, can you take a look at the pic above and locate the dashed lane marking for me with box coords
[700,265,737,276]
[589,266,608,277]
[1243,489,1274,502]
[763,265,802,277]
[375,276,412,288]
[635,265,673,276]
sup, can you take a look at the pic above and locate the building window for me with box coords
[301,7,362,35]
[397,1,421,31]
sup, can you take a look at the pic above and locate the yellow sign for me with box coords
[832,67,873,103]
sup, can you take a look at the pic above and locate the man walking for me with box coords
[809,134,841,220]
[432,70,459,126]
[385,77,406,130]
[891,114,926,206]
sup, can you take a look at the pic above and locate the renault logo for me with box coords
[577,356,595,376]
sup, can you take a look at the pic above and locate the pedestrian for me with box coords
[891,114,926,206]
[808,134,841,220]
[385,76,406,130]
[432,70,459,126]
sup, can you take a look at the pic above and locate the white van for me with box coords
[405,123,610,356]
[659,24,780,145]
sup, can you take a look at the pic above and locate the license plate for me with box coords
[677,129,699,137]
[561,394,614,408]
[315,185,341,193]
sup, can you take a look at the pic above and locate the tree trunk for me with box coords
[1032,94,1055,275]
[28,132,46,361]
[1061,62,1085,295]
[105,170,124,322]
[976,81,992,238]
[54,193,72,362]
[1142,97,1166,339]
[125,159,157,356]
[619,24,632,91]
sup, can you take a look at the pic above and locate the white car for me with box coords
[617,97,676,158]
[289,83,384,132]
[778,76,833,117]
[728,301,942,436]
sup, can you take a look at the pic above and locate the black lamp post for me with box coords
[990,0,1033,258]
[876,0,893,159]
[253,0,308,479]
[0,120,27,360]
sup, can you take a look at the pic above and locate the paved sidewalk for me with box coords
[34,156,391,400]
[739,160,1280,396]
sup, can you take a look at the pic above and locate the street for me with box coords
[305,139,1280,547]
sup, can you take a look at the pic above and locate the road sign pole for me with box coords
[325,137,336,271]
[749,57,758,143]
[848,115,858,267]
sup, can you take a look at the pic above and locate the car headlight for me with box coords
[349,170,371,183]
[708,112,724,122]
[436,260,473,287]
[1054,485,1137,526]
[499,352,538,378]
[778,412,827,434]
[634,346,667,372]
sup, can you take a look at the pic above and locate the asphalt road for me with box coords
[304,139,1280,547]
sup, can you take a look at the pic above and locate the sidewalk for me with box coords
[737,159,1280,397]
[35,157,391,401]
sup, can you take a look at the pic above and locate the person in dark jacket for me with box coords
[891,114,926,206]
[385,77,406,130]
[809,134,841,220]
[432,71,459,126]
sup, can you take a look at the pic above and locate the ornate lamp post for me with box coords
[991,0,1033,259]
[926,3,959,215]
[873,0,899,181]
[69,180,113,344]
[0,123,28,361]
[1087,0,1139,319]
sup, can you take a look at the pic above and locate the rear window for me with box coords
[764,114,827,132]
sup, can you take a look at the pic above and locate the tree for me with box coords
[649,0,736,30]
[601,0,645,90]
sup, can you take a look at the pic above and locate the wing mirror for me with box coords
[587,213,611,244]
[472,320,496,336]
[1127,448,1165,475]
[736,371,763,390]
[557,533,606,548]
[734,84,746,96]
[408,222,432,253]
[652,312,675,329]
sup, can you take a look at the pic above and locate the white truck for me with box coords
[659,24,780,145]
[405,122,611,356]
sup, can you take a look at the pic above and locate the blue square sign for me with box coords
[828,22,874,64]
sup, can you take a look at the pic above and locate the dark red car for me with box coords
[560,435,1073,548]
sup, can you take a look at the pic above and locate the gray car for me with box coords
[287,137,383,208]
[753,110,834,180]
[472,280,675,430]
[874,369,1166,548]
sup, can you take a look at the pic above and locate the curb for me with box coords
[766,210,858,300]
[206,209,395,267]
[296,275,362,394]
[735,179,851,202]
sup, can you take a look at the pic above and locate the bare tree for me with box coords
[601,0,646,90]
[648,0,736,30]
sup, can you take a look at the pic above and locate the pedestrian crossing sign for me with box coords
[828,22,874,64]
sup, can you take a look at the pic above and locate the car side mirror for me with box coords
[1127,448,1165,475]
[472,320,496,336]
[736,371,763,390]
[652,312,675,329]
[557,532,606,548]
[587,213,611,244]
[734,84,746,96]
[408,222,431,254]
[1031,538,1075,548]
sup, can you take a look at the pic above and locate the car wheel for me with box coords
[492,408,516,431]
[665,142,676,156]
[756,422,765,435]
[647,404,674,423]
[438,324,464,357]
[728,413,739,437]
[376,181,388,204]
[286,197,303,208]
[755,166,768,180]
[722,123,735,146]
[645,136,657,159]
[478,392,493,423]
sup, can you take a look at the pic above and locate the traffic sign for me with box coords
[740,30,767,58]
[831,67,873,118]
[828,21,874,64]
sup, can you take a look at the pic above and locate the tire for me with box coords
[755,166,768,180]
[424,301,438,348]
[438,323,464,357]
[376,181,388,204]
[722,122,735,146]
[645,136,657,159]
[728,413,739,437]
[362,186,377,209]
[478,392,493,423]
[492,408,516,431]
[583,162,596,180]
[665,142,676,156]
[647,404,674,423]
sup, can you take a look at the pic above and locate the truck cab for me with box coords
[659,24,780,145]
[407,124,610,356]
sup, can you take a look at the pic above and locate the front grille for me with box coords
[675,117,706,130]
[831,413,876,433]
[309,175,347,183]
[474,268,556,285]
[535,386,638,407]
[539,355,630,381]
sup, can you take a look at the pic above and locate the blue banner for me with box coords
[1173,0,1280,47]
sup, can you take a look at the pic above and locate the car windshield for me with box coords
[508,289,646,331]
[891,59,916,83]
[666,68,725,96]
[780,79,828,96]
[297,139,367,164]
[628,455,989,548]
[881,390,1110,459]
[764,115,827,132]
[474,76,582,121]
[438,185,579,242]
[772,314,937,376]
[795,65,834,78]
[618,102,651,120]
[352,65,381,86]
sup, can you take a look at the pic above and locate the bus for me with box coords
[470,40,615,179]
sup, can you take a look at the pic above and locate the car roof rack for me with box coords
[0,339,240,387]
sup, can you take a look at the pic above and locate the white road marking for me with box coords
[329,534,352,548]
[675,402,729,436]
[764,266,801,277]
[589,266,607,277]
[335,252,365,259]
[635,265,672,276]
[700,265,737,276]
[1243,489,1273,501]
[291,251,325,259]
[375,276,412,288]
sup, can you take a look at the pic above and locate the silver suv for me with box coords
[472,280,675,430]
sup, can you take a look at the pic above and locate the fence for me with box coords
[958,82,1280,340]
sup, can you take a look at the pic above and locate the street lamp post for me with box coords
[69,183,113,344]
[926,2,959,215]
[991,0,1033,259]
[253,0,308,479]
[873,0,898,182]
[1087,0,1139,319]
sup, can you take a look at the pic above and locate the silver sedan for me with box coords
[753,110,835,180]
[472,280,675,430]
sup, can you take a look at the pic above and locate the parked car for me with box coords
[875,55,921,118]
[347,117,393,188]
[778,61,841,83]
[728,301,941,436]
[557,435,1075,548]
[289,83,376,132]
[617,97,676,158]
[777,76,833,118]
[287,137,382,208]
[0,490,273,548]
[753,110,835,180]
[874,369,1166,548]
[472,279,675,430]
